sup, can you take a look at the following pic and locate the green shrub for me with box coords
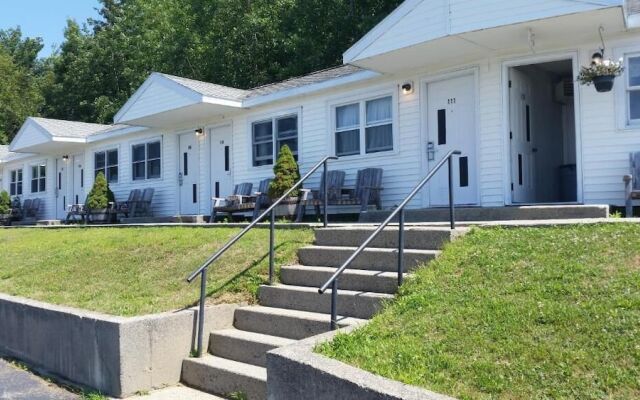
[86,172,115,210]
[0,190,10,215]
[268,144,300,199]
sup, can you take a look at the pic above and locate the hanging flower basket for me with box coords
[577,57,624,93]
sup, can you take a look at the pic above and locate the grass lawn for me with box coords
[317,224,640,399]
[0,227,313,316]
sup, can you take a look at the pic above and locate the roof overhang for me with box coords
[347,6,626,74]
[9,119,85,154]
[113,73,244,128]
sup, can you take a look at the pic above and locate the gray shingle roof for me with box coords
[159,73,250,101]
[247,65,365,98]
[30,117,132,138]
[158,65,366,102]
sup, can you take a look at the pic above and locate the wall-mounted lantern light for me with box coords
[195,128,204,136]
[62,155,69,162]
[401,81,414,95]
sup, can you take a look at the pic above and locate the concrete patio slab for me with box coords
[130,386,226,400]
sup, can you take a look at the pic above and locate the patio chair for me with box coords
[133,188,155,217]
[66,196,88,224]
[252,178,274,221]
[116,189,142,218]
[210,183,253,222]
[10,197,23,221]
[296,170,346,222]
[26,198,41,219]
[624,151,640,217]
[340,168,384,213]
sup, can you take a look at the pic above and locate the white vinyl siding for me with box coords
[95,149,119,183]
[333,95,393,158]
[251,114,298,166]
[10,169,22,196]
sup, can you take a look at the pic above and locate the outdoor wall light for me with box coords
[401,81,414,95]
[591,52,603,65]
[62,155,69,162]
[195,128,204,136]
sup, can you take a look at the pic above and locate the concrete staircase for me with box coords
[181,226,457,400]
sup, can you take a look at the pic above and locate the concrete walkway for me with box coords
[0,359,78,400]
[132,386,226,399]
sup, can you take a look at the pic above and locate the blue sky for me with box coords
[0,0,101,57]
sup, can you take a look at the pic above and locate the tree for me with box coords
[268,145,300,199]
[0,48,44,144]
[86,172,115,210]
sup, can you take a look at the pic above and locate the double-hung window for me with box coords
[132,141,161,180]
[334,95,393,157]
[31,164,46,193]
[252,114,298,166]
[10,169,22,196]
[95,149,119,183]
[628,55,640,125]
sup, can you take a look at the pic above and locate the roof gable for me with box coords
[9,118,54,152]
[345,0,622,63]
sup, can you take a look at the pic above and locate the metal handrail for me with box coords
[187,155,338,357]
[318,150,461,329]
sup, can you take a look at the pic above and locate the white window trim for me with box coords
[94,147,120,184]
[247,107,302,170]
[29,160,47,194]
[329,90,398,160]
[614,45,640,130]
[129,136,163,182]
[9,168,23,196]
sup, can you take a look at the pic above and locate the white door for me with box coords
[55,158,68,219]
[179,133,200,215]
[426,74,477,206]
[210,125,233,200]
[509,68,535,203]
[72,155,84,206]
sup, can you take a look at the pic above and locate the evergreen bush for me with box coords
[86,172,115,210]
[268,145,300,199]
[0,190,11,215]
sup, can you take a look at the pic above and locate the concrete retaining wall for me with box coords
[267,326,456,400]
[0,293,239,397]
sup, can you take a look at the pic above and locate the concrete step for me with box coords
[182,355,266,400]
[358,205,609,223]
[209,329,294,368]
[297,245,439,272]
[314,226,456,250]
[259,284,393,319]
[280,265,401,293]
[233,305,365,340]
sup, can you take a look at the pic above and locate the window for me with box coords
[95,149,119,183]
[628,55,640,124]
[132,141,161,180]
[252,115,298,166]
[334,95,393,157]
[10,169,22,196]
[31,164,46,193]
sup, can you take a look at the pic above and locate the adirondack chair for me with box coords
[624,151,640,217]
[342,168,384,212]
[252,178,273,221]
[296,170,346,222]
[210,183,253,222]
[116,189,142,218]
[133,188,155,217]
[26,198,41,219]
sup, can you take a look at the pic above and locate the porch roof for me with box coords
[113,66,378,127]
[343,0,626,74]
[9,117,144,154]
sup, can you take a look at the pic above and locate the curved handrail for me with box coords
[187,155,337,356]
[187,155,338,283]
[318,150,460,329]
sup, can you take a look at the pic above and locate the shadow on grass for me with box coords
[181,239,307,311]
